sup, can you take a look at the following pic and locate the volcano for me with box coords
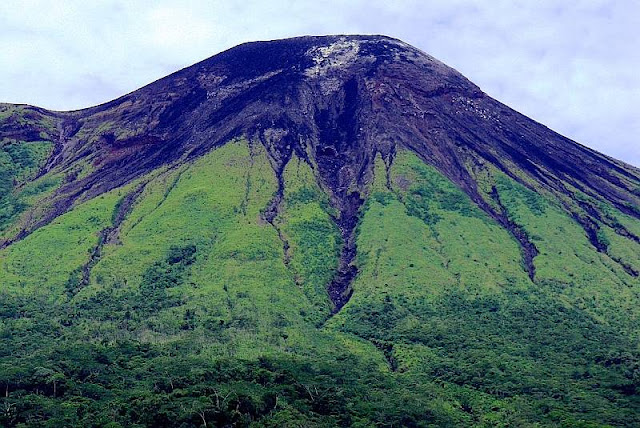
[0,35,639,427]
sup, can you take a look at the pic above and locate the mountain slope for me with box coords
[0,35,639,427]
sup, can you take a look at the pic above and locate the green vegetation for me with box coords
[276,156,341,321]
[0,186,128,294]
[493,173,640,331]
[328,151,639,426]
[0,140,53,230]
[0,146,638,426]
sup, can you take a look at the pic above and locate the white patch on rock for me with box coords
[304,39,362,78]
[204,70,282,101]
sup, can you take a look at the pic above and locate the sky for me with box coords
[1,0,638,166]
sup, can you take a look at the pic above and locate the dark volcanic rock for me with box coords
[2,35,640,306]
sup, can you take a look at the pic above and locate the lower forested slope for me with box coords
[1,138,639,427]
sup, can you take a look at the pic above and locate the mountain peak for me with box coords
[2,36,638,263]
[1,35,640,426]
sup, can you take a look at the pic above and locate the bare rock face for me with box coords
[3,35,640,305]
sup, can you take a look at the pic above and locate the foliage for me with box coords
[277,156,341,321]
[0,145,639,426]
[0,140,53,229]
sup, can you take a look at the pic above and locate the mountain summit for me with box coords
[1,35,639,426]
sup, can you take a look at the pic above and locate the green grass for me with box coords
[2,141,53,183]
[0,145,639,427]
[0,184,133,296]
[73,141,352,359]
[493,172,639,330]
[85,140,302,341]
[326,151,640,426]
[276,155,340,321]
[0,140,55,230]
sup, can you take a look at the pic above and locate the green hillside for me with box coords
[1,139,638,427]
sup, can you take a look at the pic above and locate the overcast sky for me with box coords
[1,0,638,166]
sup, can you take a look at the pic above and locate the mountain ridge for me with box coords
[2,35,638,292]
[1,35,639,426]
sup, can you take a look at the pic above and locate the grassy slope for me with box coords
[493,173,640,330]
[0,144,639,426]
[0,140,57,232]
[0,188,122,295]
[276,155,341,321]
[83,141,359,355]
[328,151,639,426]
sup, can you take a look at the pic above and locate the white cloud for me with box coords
[0,0,638,166]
